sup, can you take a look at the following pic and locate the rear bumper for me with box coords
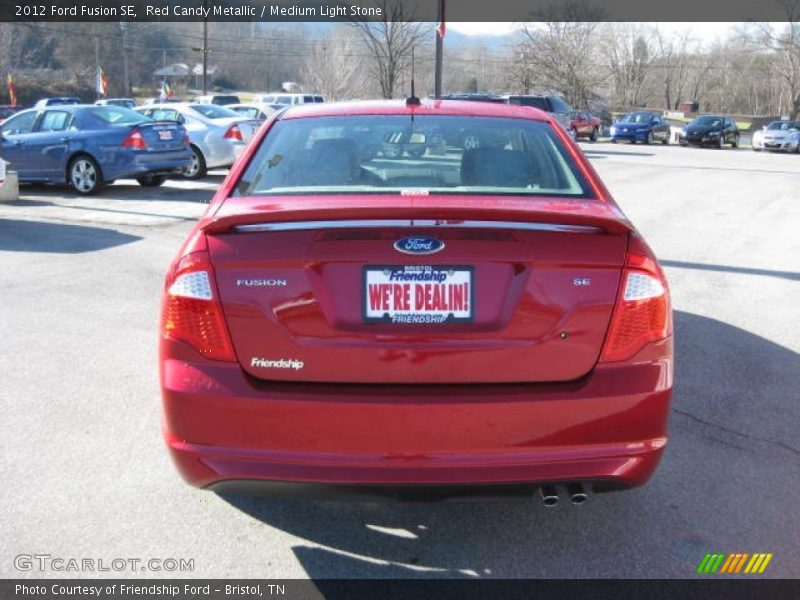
[104,148,194,179]
[161,338,672,492]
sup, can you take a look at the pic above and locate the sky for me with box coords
[447,22,746,42]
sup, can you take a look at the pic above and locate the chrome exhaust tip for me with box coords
[567,483,589,505]
[539,485,559,507]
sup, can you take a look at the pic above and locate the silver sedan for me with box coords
[135,103,262,178]
[752,120,800,153]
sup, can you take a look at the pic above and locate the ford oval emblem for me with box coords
[393,236,445,255]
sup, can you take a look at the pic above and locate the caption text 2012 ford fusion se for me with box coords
[159,99,673,505]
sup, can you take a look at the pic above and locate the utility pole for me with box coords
[434,0,444,99]
[120,22,130,95]
[202,0,208,94]
[193,0,210,94]
[94,34,100,101]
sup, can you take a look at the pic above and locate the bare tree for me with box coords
[602,24,656,108]
[519,2,605,107]
[654,28,695,110]
[349,0,428,99]
[301,26,368,100]
[757,2,800,117]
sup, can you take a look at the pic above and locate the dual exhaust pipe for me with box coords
[539,483,589,507]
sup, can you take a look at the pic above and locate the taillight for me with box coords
[122,128,147,150]
[182,134,190,146]
[600,248,672,363]
[223,124,243,142]
[160,250,235,362]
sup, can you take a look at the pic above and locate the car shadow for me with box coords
[215,310,799,578]
[661,259,799,282]
[19,182,216,204]
[0,218,142,253]
[583,148,656,157]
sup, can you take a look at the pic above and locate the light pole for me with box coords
[202,1,208,94]
[434,0,445,99]
[192,0,209,94]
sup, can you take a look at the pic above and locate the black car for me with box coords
[679,115,740,148]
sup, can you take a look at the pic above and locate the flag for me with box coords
[159,80,173,101]
[436,0,446,39]
[95,66,108,96]
[7,74,17,107]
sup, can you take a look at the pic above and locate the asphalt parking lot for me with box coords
[1,143,798,579]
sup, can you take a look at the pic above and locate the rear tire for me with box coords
[718,134,725,149]
[590,127,599,142]
[136,174,167,187]
[182,145,207,179]
[732,134,739,148]
[68,155,104,196]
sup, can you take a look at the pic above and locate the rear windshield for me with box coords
[509,97,549,110]
[234,115,593,198]
[85,106,149,125]
[214,95,240,105]
[190,104,239,119]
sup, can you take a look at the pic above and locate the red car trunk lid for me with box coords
[206,205,628,384]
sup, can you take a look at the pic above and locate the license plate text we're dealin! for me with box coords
[364,265,474,324]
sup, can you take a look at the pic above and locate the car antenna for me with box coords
[407,46,421,106]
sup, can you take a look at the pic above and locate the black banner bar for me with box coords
[2,580,800,600]
[1,0,799,22]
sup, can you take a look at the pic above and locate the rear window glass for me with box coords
[214,95,240,105]
[510,97,549,110]
[233,106,260,119]
[234,115,593,199]
[85,106,148,125]
[190,104,239,119]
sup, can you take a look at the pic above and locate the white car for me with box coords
[192,94,241,106]
[227,103,278,121]
[252,93,325,106]
[752,120,800,153]
[135,103,261,178]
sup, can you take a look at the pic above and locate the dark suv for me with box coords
[507,94,573,132]
[437,93,507,104]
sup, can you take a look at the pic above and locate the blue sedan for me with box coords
[609,111,671,145]
[0,105,193,195]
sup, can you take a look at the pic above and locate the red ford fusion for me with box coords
[159,99,673,504]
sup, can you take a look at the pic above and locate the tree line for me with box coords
[1,19,798,118]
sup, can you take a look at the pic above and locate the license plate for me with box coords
[158,130,174,141]
[363,265,473,324]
